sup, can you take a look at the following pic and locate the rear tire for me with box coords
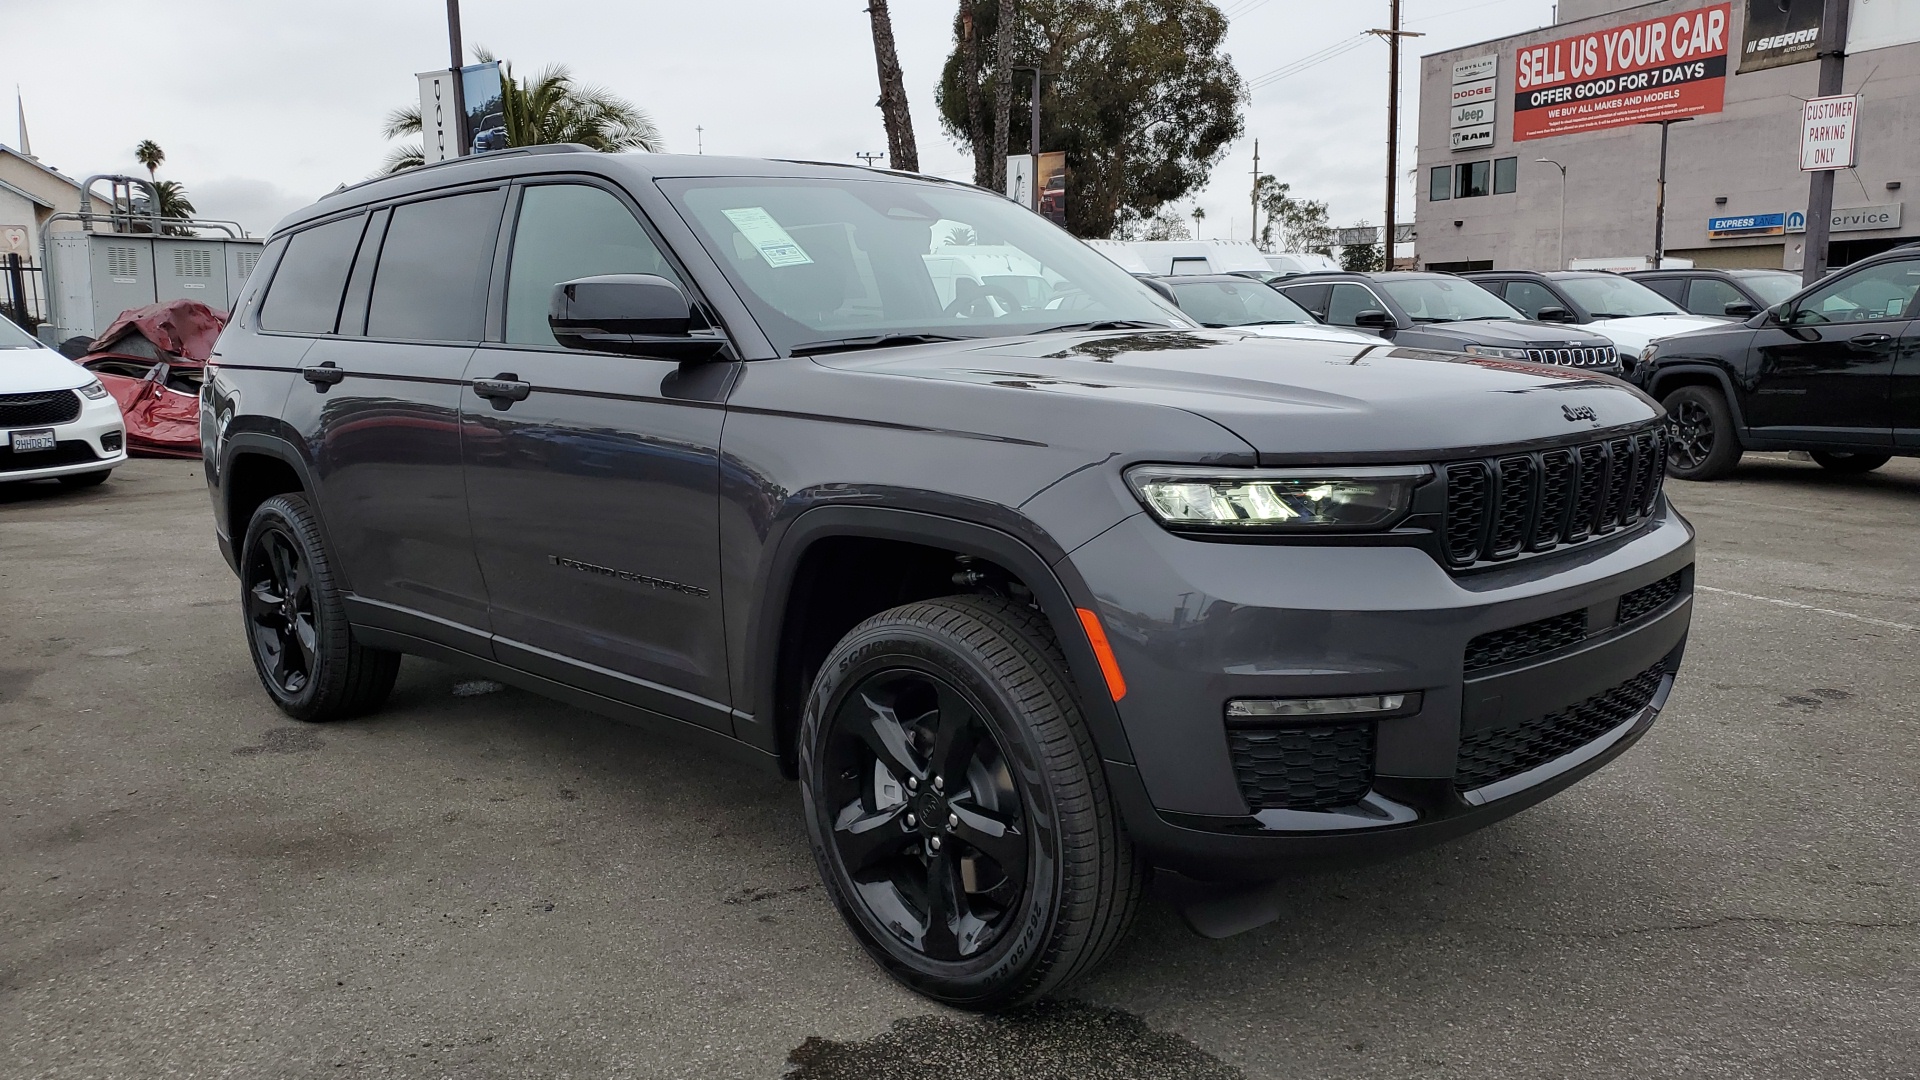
[798,594,1144,1010]
[1809,451,1890,474]
[58,469,111,488]
[240,493,400,721]
[1662,385,1742,481]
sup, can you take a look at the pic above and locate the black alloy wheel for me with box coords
[821,667,1029,963]
[1809,451,1892,475]
[799,595,1143,1009]
[239,494,399,721]
[1661,385,1742,481]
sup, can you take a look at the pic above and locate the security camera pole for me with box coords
[1801,0,1851,285]
[446,0,468,156]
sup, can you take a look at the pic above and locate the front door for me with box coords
[1746,257,1917,446]
[461,181,736,733]
[289,189,506,646]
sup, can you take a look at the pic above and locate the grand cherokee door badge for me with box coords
[548,555,709,597]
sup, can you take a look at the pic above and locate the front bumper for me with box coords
[0,392,128,482]
[1065,499,1694,880]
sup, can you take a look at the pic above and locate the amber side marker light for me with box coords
[1075,607,1128,702]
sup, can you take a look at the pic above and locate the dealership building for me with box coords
[1414,0,1919,273]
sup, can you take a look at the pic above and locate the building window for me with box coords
[1493,157,1517,195]
[1456,160,1491,199]
[1430,166,1451,202]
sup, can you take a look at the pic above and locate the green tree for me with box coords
[938,0,1244,238]
[1340,224,1382,272]
[133,139,165,182]
[130,179,196,236]
[1253,177,1333,255]
[380,50,663,175]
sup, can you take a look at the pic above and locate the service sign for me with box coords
[1800,94,1858,171]
[1513,3,1731,142]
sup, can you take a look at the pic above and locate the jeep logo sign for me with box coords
[1562,404,1598,422]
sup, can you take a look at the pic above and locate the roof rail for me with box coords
[324,144,598,202]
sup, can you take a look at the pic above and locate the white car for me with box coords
[0,318,127,487]
[1468,270,1732,362]
[1154,275,1382,346]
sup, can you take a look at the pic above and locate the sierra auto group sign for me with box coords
[1513,3,1731,141]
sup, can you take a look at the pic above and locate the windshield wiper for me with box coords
[1234,319,1303,326]
[1456,314,1520,321]
[1033,319,1172,334]
[789,333,966,356]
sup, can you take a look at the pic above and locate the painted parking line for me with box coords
[1696,585,1919,633]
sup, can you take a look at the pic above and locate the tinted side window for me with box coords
[259,215,365,333]
[1326,283,1383,325]
[1278,283,1330,318]
[366,189,507,342]
[1638,277,1687,303]
[1684,277,1748,317]
[1504,281,1561,319]
[1790,258,1920,325]
[505,185,680,347]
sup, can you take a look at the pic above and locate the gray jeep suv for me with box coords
[202,148,1695,1009]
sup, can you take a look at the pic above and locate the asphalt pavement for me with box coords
[2,456,1916,1079]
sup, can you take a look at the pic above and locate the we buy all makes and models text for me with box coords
[1513,2,1731,140]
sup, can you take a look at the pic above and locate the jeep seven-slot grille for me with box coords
[1441,429,1666,569]
[1464,610,1588,672]
[1228,724,1374,812]
[0,389,81,428]
[1525,346,1617,368]
[1617,570,1684,625]
[1455,662,1667,791]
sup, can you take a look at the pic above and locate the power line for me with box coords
[1246,33,1370,91]
[1220,0,1274,19]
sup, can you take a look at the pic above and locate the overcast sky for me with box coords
[4,0,1555,239]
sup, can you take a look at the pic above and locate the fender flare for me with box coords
[217,430,329,574]
[1644,362,1750,434]
[744,503,1137,772]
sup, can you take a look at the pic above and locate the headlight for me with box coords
[1639,344,1658,364]
[1462,345,1531,360]
[77,379,111,400]
[1125,465,1431,532]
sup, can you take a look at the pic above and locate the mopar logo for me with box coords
[1562,404,1597,422]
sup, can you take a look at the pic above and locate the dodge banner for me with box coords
[1513,3,1731,142]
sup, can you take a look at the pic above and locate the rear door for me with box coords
[1745,257,1918,448]
[1893,302,1920,451]
[460,180,736,732]
[289,187,506,649]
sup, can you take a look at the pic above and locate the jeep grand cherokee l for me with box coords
[203,148,1695,1009]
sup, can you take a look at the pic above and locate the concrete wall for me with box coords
[1556,0,1658,25]
[1415,0,1919,271]
[0,149,88,266]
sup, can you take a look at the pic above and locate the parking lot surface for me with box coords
[3,457,1917,1079]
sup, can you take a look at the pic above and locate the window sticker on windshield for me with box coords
[722,207,813,268]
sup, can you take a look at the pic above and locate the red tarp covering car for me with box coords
[78,300,225,458]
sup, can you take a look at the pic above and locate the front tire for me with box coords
[1662,385,1743,481]
[240,493,399,721]
[1810,451,1890,474]
[798,595,1143,1010]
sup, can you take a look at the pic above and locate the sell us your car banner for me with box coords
[1512,2,1731,142]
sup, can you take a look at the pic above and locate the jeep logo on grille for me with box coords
[1562,404,1597,422]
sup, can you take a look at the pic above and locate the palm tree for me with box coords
[134,139,165,182]
[378,50,662,175]
[129,180,196,236]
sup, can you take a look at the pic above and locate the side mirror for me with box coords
[1723,300,1758,317]
[549,274,728,361]
[1353,308,1394,329]
[1140,278,1177,304]
[1534,305,1575,323]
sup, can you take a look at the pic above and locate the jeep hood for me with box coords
[1584,313,1729,355]
[816,329,1660,461]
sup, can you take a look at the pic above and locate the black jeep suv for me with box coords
[202,148,1695,1008]
[1633,246,1920,480]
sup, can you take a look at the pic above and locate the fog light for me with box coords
[101,431,124,452]
[1227,694,1408,720]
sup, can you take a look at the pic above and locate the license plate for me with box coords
[9,429,56,453]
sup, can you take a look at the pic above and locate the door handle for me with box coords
[471,374,532,410]
[301,362,346,389]
[1849,333,1894,347]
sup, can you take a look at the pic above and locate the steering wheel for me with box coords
[944,285,1024,320]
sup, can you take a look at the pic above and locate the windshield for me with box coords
[1376,276,1520,321]
[1732,270,1801,306]
[1168,279,1316,327]
[659,176,1189,352]
[0,318,47,351]
[1555,274,1683,317]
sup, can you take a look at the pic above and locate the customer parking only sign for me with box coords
[1513,2,1731,141]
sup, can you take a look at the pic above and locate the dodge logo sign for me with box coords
[1562,404,1598,422]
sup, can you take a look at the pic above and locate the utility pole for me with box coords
[855,151,884,166]
[1250,140,1261,249]
[1645,118,1690,268]
[1010,66,1044,210]
[696,125,704,154]
[1370,3,1422,271]
[446,0,467,157]
[1802,0,1852,285]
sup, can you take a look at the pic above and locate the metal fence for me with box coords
[2,252,47,333]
